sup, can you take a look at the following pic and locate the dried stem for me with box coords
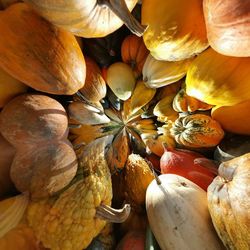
[95,203,131,223]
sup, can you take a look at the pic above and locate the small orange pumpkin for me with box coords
[121,34,149,78]
[171,114,224,148]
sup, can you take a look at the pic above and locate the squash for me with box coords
[25,0,145,38]
[0,3,86,95]
[211,99,250,135]
[142,0,208,61]
[170,114,224,148]
[124,154,154,208]
[27,137,130,250]
[146,174,225,250]
[0,94,78,199]
[186,48,250,106]
[142,54,192,88]
[204,0,250,57]
[0,133,15,199]
[173,89,213,113]
[121,34,149,78]
[79,57,106,103]
[207,153,250,249]
[0,67,27,108]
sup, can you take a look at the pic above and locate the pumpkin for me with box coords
[142,54,192,88]
[0,67,28,108]
[186,48,250,106]
[0,94,78,199]
[160,146,216,191]
[142,0,208,61]
[79,57,106,103]
[124,154,154,208]
[211,99,250,135]
[106,62,136,101]
[121,34,149,78]
[0,133,15,199]
[116,231,146,250]
[170,114,224,148]
[0,3,86,95]
[207,153,250,249]
[25,0,145,38]
[203,0,250,57]
[173,89,213,113]
[146,174,224,250]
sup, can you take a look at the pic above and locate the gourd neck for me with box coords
[98,0,147,37]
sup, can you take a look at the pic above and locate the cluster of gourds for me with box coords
[0,0,249,249]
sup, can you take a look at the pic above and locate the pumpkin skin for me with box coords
[203,0,250,57]
[207,153,250,250]
[186,48,250,106]
[211,100,250,136]
[171,114,224,148]
[146,174,225,250]
[0,133,15,199]
[116,231,145,250]
[0,3,86,95]
[0,67,27,108]
[0,94,68,146]
[25,0,144,38]
[142,0,208,61]
[121,34,149,78]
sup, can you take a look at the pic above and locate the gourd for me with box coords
[0,0,20,9]
[186,48,250,106]
[211,100,250,135]
[142,54,192,88]
[170,114,224,148]
[116,231,145,250]
[203,0,250,57]
[0,94,78,199]
[25,0,146,38]
[0,3,86,95]
[27,137,131,250]
[0,65,27,108]
[0,133,15,198]
[207,153,250,249]
[121,34,149,78]
[142,0,208,61]
[146,174,225,250]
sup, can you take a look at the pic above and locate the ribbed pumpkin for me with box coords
[142,0,208,61]
[186,48,250,106]
[204,0,250,57]
[207,153,250,250]
[212,100,250,135]
[25,0,145,37]
[170,114,224,148]
[0,3,86,95]
[121,34,149,78]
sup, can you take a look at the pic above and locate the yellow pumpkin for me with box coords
[142,0,208,61]
[25,0,145,38]
[212,100,250,135]
[0,66,27,108]
[186,48,250,106]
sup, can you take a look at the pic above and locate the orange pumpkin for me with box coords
[212,100,250,135]
[171,114,224,148]
[0,3,86,95]
[121,35,149,78]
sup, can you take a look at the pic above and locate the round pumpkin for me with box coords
[170,114,224,148]
[211,99,250,135]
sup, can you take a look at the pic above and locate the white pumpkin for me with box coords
[146,174,225,250]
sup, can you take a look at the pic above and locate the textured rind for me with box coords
[27,138,112,250]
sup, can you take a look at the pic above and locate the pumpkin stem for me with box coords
[101,0,147,36]
[95,203,131,223]
[68,123,82,129]
[146,159,162,185]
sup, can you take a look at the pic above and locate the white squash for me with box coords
[146,174,225,250]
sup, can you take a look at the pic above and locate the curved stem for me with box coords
[101,0,147,37]
[146,159,162,185]
[95,203,131,223]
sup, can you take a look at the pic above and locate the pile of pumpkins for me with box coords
[0,0,249,249]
